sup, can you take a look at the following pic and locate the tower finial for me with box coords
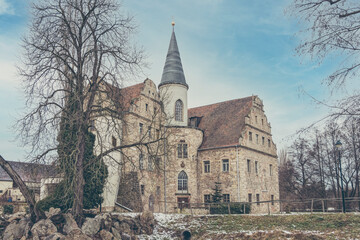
[171,17,175,31]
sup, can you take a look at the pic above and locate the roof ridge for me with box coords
[189,96,254,111]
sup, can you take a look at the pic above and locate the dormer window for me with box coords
[175,99,183,121]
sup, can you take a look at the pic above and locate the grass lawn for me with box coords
[155,213,360,239]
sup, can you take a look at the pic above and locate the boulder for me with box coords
[3,217,31,240]
[63,213,81,235]
[139,211,155,234]
[113,221,131,235]
[98,229,114,240]
[81,217,101,236]
[111,227,121,239]
[31,219,57,238]
[45,208,62,218]
[45,232,66,240]
[64,230,92,240]
[95,213,112,231]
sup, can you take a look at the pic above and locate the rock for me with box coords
[3,217,31,240]
[121,233,131,240]
[7,212,26,222]
[139,211,155,235]
[45,232,66,240]
[111,227,121,239]
[81,217,101,236]
[64,230,92,240]
[95,213,112,231]
[63,213,81,235]
[45,208,62,218]
[98,229,114,240]
[113,221,131,235]
[31,219,57,238]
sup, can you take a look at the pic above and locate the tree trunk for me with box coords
[72,133,86,225]
[0,155,45,222]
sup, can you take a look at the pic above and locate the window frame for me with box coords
[178,171,188,191]
[175,99,183,122]
[204,161,210,173]
[223,194,230,203]
[139,153,144,170]
[247,159,251,173]
[256,194,260,205]
[222,159,229,172]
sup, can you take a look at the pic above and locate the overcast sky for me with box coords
[0,0,352,161]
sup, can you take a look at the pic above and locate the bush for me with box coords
[210,203,251,214]
[3,205,14,214]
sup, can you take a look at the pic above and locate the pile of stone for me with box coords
[0,208,155,240]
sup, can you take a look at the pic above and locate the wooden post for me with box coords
[311,199,314,214]
[280,201,282,213]
[322,200,325,213]
[228,203,231,215]
[267,202,270,215]
[190,202,193,216]
[243,203,246,214]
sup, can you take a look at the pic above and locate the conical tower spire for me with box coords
[159,22,188,88]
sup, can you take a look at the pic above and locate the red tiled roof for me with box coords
[0,161,55,182]
[119,83,145,111]
[188,96,254,149]
[105,82,145,112]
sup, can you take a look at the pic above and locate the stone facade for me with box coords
[94,26,280,214]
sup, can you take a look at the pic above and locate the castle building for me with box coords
[98,23,280,214]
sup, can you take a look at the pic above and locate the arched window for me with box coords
[178,171,188,191]
[175,100,183,122]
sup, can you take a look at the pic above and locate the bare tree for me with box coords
[15,0,163,223]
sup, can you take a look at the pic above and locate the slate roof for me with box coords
[188,96,254,150]
[0,161,55,182]
[159,30,188,88]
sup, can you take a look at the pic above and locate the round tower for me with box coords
[159,22,188,127]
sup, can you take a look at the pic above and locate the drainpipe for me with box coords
[163,128,167,213]
[236,145,240,202]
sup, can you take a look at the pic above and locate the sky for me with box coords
[0,0,352,161]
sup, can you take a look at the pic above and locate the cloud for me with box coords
[0,0,14,15]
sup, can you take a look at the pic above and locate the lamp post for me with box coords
[335,140,346,213]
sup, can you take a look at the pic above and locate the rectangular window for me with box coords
[248,193,252,202]
[139,123,143,135]
[112,136,117,147]
[140,185,145,195]
[247,159,251,173]
[148,156,153,171]
[256,134,259,144]
[177,143,188,158]
[261,119,264,126]
[268,139,271,147]
[204,194,211,203]
[154,107,157,114]
[222,159,229,172]
[148,126,152,139]
[223,194,230,203]
[262,136,265,145]
[255,116,258,123]
[270,164,273,176]
[204,161,210,173]
[255,161,258,174]
[139,154,144,170]
[249,131,252,141]
[157,186,161,196]
[183,144,188,158]
[271,195,274,205]
[145,103,148,111]
[256,194,260,205]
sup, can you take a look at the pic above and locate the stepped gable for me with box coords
[188,96,253,150]
[0,161,55,182]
